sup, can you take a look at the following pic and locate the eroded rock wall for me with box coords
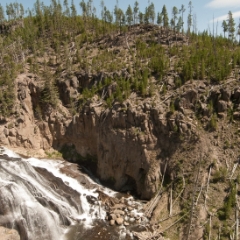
[0,74,225,199]
[0,74,194,198]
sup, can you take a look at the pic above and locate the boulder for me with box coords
[176,89,198,109]
[70,76,79,88]
[111,204,126,210]
[217,100,228,113]
[113,209,125,216]
[110,219,115,226]
[220,88,231,102]
[232,88,240,104]
[115,217,124,225]
[0,227,20,240]
[233,112,240,120]
[109,213,117,220]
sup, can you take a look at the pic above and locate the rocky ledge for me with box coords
[0,227,20,240]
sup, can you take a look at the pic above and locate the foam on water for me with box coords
[0,147,113,239]
[0,147,145,240]
[1,147,21,158]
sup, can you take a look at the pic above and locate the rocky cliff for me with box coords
[2,71,240,204]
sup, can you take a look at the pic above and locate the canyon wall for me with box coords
[0,73,230,199]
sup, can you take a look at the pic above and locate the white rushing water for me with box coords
[0,147,118,240]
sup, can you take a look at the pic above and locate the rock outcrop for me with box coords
[2,74,240,201]
[0,227,20,240]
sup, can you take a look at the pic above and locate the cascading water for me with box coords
[0,147,147,240]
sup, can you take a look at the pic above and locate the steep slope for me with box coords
[1,20,240,239]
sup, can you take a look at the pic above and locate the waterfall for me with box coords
[0,147,116,240]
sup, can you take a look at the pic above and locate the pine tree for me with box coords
[177,16,183,33]
[133,1,139,24]
[100,0,104,20]
[80,0,87,21]
[157,12,162,26]
[86,0,93,18]
[0,4,5,23]
[41,69,59,108]
[227,11,235,42]
[187,1,193,34]
[148,3,155,24]
[19,4,24,19]
[179,4,185,34]
[34,0,42,18]
[114,5,125,33]
[221,20,227,38]
[193,13,197,33]
[70,0,77,18]
[172,6,178,33]
[138,11,144,24]
[126,5,133,26]
[104,7,113,24]
[161,5,169,28]
[238,19,240,44]
[144,7,149,24]
[6,3,14,21]
[63,0,70,17]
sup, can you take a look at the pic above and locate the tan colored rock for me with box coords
[127,206,134,211]
[0,227,20,240]
[115,217,124,225]
[113,209,125,216]
[111,203,126,210]
[217,100,228,113]
[109,213,117,220]
[110,219,115,226]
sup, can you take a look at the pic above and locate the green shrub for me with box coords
[217,182,236,220]
[208,113,217,131]
[211,167,227,183]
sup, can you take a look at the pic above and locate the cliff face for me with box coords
[0,73,201,199]
[2,71,240,202]
[3,69,240,240]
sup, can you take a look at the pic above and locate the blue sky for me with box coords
[1,0,240,35]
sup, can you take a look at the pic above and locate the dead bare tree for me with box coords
[186,164,201,240]
[235,182,239,240]
[159,211,181,223]
[169,183,173,216]
[204,165,212,209]
[209,215,212,240]
[229,162,238,180]
[172,171,185,207]
[144,160,168,218]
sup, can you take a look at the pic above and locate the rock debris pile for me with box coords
[104,195,148,227]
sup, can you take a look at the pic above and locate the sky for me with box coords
[1,0,240,35]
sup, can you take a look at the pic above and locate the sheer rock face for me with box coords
[0,74,197,199]
[0,75,158,198]
[58,105,161,199]
[0,74,204,199]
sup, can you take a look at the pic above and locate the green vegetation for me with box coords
[0,0,239,117]
[211,167,228,183]
[60,143,97,163]
[208,113,218,131]
[217,181,236,220]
